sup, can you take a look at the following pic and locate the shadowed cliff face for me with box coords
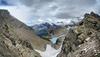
[57,12,100,57]
[0,9,51,57]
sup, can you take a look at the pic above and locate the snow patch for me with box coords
[35,44,62,57]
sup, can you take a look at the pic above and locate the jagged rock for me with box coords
[57,12,100,57]
[0,9,50,57]
[57,29,78,57]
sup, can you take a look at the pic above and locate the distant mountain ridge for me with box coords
[31,22,63,38]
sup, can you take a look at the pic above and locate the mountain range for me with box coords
[0,9,100,57]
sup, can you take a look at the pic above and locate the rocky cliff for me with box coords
[0,9,50,57]
[57,12,100,57]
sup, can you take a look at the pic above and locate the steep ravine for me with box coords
[35,26,69,57]
[35,34,66,57]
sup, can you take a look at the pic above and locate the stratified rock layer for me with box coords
[57,12,100,57]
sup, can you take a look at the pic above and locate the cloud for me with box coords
[20,0,53,6]
[0,0,18,5]
[0,0,11,5]
[0,0,99,25]
[0,5,33,25]
[19,0,97,19]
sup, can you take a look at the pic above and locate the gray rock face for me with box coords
[57,12,100,57]
[0,9,47,57]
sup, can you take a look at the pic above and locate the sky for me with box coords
[0,0,100,26]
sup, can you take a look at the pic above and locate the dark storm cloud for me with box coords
[18,0,97,19]
[20,0,53,6]
[20,0,96,7]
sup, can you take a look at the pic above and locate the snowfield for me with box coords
[35,44,62,57]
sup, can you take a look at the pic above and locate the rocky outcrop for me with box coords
[57,12,100,57]
[0,9,50,57]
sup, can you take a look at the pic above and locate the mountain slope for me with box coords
[0,9,50,57]
[57,12,100,57]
